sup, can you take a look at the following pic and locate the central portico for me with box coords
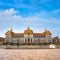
[24,26,33,44]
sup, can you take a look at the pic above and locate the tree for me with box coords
[17,39,20,47]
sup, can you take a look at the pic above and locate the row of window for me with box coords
[11,36,46,38]
[34,36,45,38]
[12,36,24,38]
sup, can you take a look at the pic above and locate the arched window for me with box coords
[28,38,30,43]
[31,39,32,42]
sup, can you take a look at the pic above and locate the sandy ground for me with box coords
[0,49,60,60]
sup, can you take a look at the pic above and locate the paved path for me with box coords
[0,49,60,60]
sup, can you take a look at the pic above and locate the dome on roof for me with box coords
[43,29,52,35]
[5,29,14,35]
[24,26,33,35]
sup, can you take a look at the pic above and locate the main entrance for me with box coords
[25,38,32,44]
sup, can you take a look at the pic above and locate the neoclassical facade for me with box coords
[5,26,52,44]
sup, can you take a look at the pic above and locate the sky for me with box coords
[0,0,60,37]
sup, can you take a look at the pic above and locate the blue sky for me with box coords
[0,0,60,37]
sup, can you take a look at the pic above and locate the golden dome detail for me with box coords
[24,26,33,35]
[43,29,52,35]
[5,28,14,35]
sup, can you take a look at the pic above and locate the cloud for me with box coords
[0,8,60,27]
[0,8,59,23]
[49,9,60,19]
[0,8,23,37]
[0,8,16,16]
[0,8,22,27]
[51,9,60,14]
[0,8,60,37]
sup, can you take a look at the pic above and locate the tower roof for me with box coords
[5,28,14,35]
[24,26,33,35]
[43,29,52,35]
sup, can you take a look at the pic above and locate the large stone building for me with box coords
[5,26,52,44]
